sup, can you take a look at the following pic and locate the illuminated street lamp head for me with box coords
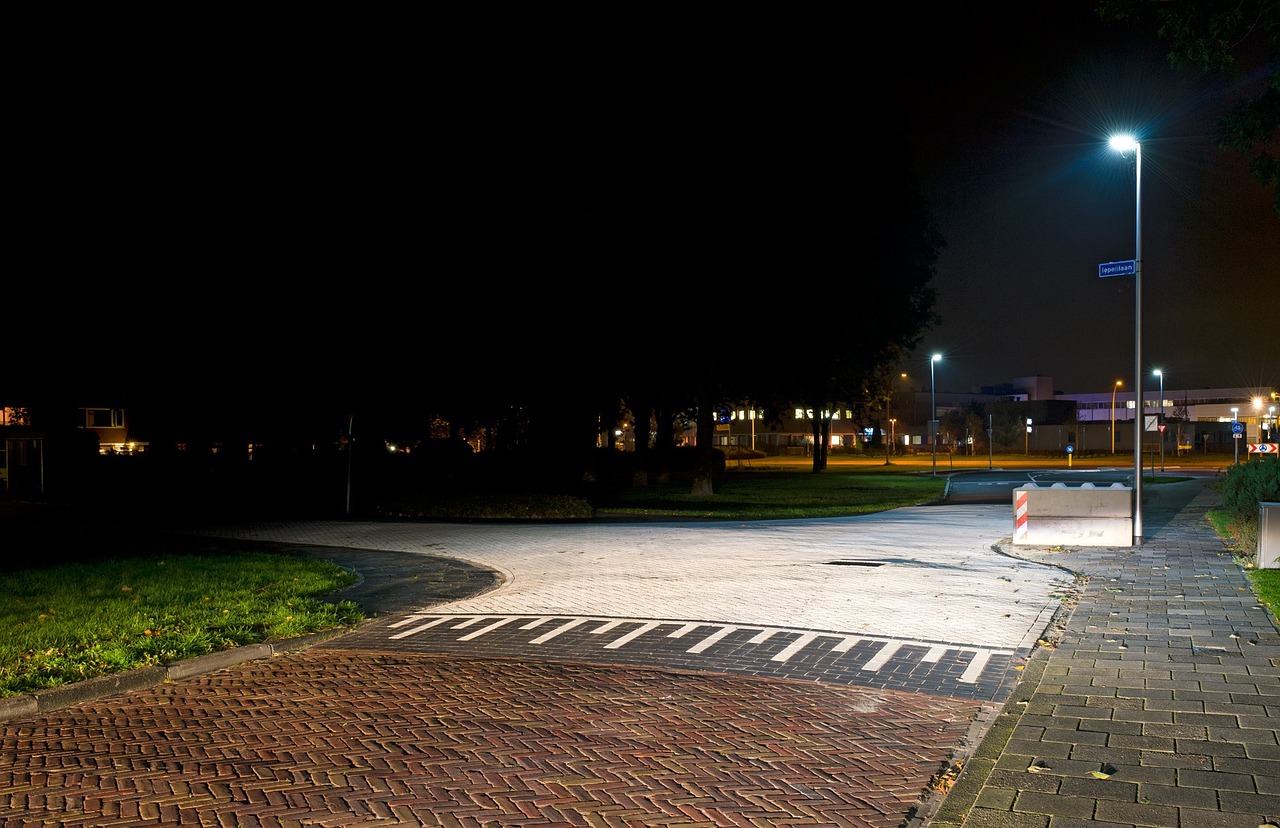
[1153,369,1162,378]
[1110,134,1139,153]
[931,353,942,363]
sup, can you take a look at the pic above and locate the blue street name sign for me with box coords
[1099,260,1136,277]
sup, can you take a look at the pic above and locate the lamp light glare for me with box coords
[1109,135,1139,152]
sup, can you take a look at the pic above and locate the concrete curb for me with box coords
[925,566,1081,827]
[0,628,348,724]
[927,643,1053,827]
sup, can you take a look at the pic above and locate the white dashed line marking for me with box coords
[386,614,1016,685]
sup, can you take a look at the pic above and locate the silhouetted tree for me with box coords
[1098,0,1279,213]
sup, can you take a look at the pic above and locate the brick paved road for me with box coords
[1,503,1076,827]
[3,648,991,827]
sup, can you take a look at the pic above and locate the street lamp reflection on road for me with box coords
[1154,369,1165,472]
[930,354,942,476]
[1110,380,1123,455]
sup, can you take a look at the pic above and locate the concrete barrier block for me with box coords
[1017,517,1133,546]
[1013,483,1133,547]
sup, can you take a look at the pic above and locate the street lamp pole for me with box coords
[930,353,941,476]
[883,397,892,466]
[1111,134,1143,545]
[987,414,994,470]
[1232,406,1240,465]
[1154,369,1164,472]
[1110,380,1122,455]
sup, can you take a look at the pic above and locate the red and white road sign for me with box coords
[1248,443,1278,454]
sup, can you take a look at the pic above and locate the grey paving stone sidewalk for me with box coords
[931,480,1280,828]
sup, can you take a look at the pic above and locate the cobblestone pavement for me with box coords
[2,649,989,827]
[930,478,1280,828]
[4,478,1258,828]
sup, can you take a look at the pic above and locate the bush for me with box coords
[1221,461,1280,518]
[1220,461,1280,558]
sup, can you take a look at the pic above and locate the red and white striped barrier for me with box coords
[1015,489,1029,543]
[1011,483,1133,546]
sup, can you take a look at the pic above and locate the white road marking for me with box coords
[604,621,660,649]
[457,617,520,640]
[772,632,821,662]
[530,618,590,643]
[688,625,740,653]
[861,641,904,671]
[395,613,1015,684]
[388,616,454,639]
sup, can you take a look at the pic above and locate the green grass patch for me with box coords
[595,470,947,520]
[1248,569,1280,617]
[0,464,1260,701]
[0,547,361,697]
[377,492,595,521]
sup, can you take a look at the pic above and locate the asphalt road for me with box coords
[944,467,1136,504]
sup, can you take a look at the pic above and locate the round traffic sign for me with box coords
[1232,421,1245,434]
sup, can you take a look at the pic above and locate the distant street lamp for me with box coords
[1154,369,1165,472]
[1110,380,1123,454]
[1110,133,1143,545]
[930,353,942,476]
[1254,397,1266,455]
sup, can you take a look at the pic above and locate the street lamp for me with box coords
[1232,406,1240,465]
[1254,397,1266,454]
[930,353,941,476]
[1110,380,1123,455]
[1110,133,1143,545]
[1154,369,1164,472]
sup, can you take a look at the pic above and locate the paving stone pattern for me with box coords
[932,483,1280,828]
[6,476,1273,827]
[2,650,984,827]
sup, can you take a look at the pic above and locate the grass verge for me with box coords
[0,460,1259,699]
[0,545,361,697]
[593,471,947,519]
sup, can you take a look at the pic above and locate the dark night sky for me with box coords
[11,4,1277,415]
[892,3,1278,397]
